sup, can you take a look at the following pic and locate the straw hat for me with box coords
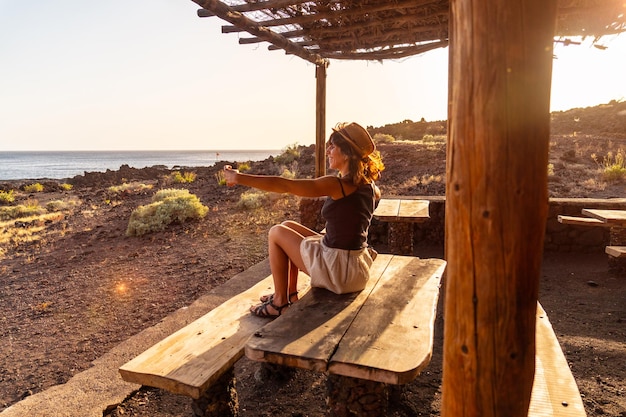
[332,122,375,158]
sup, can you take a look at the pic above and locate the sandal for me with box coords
[260,292,298,304]
[250,300,289,319]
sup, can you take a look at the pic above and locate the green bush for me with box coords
[422,134,446,144]
[171,171,197,184]
[126,189,208,236]
[373,133,395,144]
[603,164,626,182]
[237,162,251,172]
[24,183,44,193]
[280,167,297,179]
[46,198,80,212]
[215,171,227,186]
[237,191,268,210]
[0,190,15,205]
[593,148,626,182]
[108,182,153,195]
[274,143,301,165]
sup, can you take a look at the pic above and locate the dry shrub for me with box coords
[237,191,269,210]
[23,183,44,193]
[592,148,626,183]
[46,198,81,212]
[0,201,43,221]
[126,189,208,237]
[0,190,15,205]
[108,182,153,195]
[170,171,197,184]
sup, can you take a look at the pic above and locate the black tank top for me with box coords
[321,180,375,250]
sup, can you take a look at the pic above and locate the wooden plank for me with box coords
[606,245,626,258]
[245,254,394,371]
[373,199,401,219]
[373,199,430,223]
[328,258,446,384]
[582,209,626,226]
[397,199,430,222]
[119,272,310,399]
[557,215,610,227]
[528,303,586,416]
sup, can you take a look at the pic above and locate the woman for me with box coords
[223,122,384,318]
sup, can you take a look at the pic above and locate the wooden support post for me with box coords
[443,1,558,416]
[315,62,328,178]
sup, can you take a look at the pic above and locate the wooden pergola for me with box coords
[190,1,625,415]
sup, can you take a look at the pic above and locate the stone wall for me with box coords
[410,197,626,253]
[302,197,626,253]
[544,198,626,252]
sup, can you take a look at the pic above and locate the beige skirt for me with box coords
[300,235,376,294]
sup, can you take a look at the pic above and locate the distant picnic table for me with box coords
[373,198,430,255]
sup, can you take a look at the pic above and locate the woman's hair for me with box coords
[329,132,385,184]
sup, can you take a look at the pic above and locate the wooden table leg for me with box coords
[387,222,413,255]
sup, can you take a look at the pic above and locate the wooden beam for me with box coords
[227,0,446,29]
[192,0,327,66]
[262,22,449,50]
[222,11,448,39]
[320,40,448,60]
[224,0,443,16]
[315,63,327,178]
[442,0,558,416]
[197,8,214,17]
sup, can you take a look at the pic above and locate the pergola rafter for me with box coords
[194,0,625,65]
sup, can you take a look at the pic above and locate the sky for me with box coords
[1,1,625,151]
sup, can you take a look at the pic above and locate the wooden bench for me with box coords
[119,256,584,417]
[246,255,446,415]
[606,245,626,258]
[528,303,586,416]
[118,269,311,416]
[118,254,446,416]
[559,211,626,270]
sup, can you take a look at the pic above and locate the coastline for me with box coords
[0,149,280,182]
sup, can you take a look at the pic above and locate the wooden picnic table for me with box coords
[373,198,430,255]
[246,255,446,414]
[581,209,626,267]
[581,209,626,226]
[558,212,626,259]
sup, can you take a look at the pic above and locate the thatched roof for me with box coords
[192,0,626,65]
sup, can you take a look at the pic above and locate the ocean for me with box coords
[0,150,280,181]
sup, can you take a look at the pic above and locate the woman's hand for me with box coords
[223,165,239,187]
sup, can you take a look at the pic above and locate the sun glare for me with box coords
[115,282,128,295]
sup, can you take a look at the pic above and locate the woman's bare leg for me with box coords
[251,222,312,315]
[260,221,319,304]
[283,220,317,301]
[287,260,299,301]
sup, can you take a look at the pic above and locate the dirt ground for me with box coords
[1,129,625,416]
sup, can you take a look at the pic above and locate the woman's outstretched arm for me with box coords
[223,166,345,199]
